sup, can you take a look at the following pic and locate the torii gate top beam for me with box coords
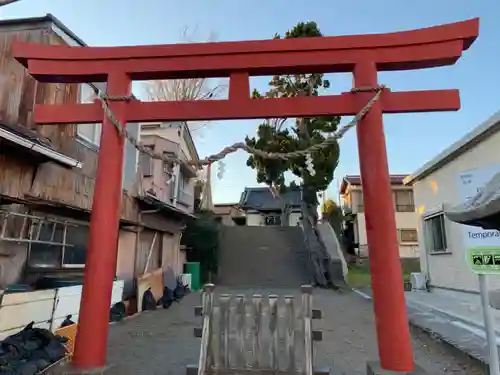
[11,18,479,124]
[13,18,478,83]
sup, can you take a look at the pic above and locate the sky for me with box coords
[1,0,499,204]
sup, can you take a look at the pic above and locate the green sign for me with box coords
[458,167,500,275]
[467,247,500,274]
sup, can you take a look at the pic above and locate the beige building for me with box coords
[139,121,199,210]
[405,110,500,293]
[340,175,419,258]
[213,204,245,226]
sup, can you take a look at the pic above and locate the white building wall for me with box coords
[245,211,301,226]
[246,213,263,226]
[289,212,301,226]
[412,130,500,293]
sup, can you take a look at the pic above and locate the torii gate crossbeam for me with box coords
[13,17,478,373]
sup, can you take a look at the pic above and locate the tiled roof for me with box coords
[0,122,82,168]
[405,109,500,185]
[339,174,410,194]
[0,123,53,148]
[239,187,301,211]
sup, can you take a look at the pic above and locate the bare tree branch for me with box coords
[143,27,227,136]
[264,75,317,134]
[272,118,289,132]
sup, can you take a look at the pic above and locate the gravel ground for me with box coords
[105,289,486,375]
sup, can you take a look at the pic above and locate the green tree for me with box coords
[321,199,336,216]
[182,210,220,283]
[321,198,344,237]
[245,21,340,206]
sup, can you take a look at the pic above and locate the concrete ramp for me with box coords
[316,222,348,283]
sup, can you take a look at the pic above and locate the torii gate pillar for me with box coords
[354,62,413,367]
[12,17,479,373]
[73,73,132,368]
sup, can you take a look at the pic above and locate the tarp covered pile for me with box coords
[0,322,67,375]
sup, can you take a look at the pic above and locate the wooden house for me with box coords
[0,14,195,303]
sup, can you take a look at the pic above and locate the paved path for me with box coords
[106,289,485,375]
[357,286,500,367]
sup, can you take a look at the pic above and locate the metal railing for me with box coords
[0,210,77,246]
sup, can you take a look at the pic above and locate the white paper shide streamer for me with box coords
[216,161,226,180]
[305,153,316,176]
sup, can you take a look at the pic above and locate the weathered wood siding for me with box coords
[0,25,137,222]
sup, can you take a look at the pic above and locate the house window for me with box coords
[163,160,173,175]
[399,229,418,243]
[28,221,89,269]
[27,224,65,268]
[77,123,101,146]
[423,213,448,254]
[177,171,190,195]
[76,84,101,146]
[62,225,89,267]
[176,171,192,205]
[139,145,155,177]
[355,192,364,213]
[395,190,415,212]
[178,171,187,191]
[265,215,281,226]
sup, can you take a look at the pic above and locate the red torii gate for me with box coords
[13,18,478,372]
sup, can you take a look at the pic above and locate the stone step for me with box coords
[217,226,310,288]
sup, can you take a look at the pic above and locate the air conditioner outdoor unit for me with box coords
[410,272,427,290]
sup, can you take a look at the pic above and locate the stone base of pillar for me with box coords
[47,362,114,375]
[367,361,430,375]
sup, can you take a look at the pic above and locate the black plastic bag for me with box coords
[60,315,75,328]
[173,278,190,300]
[158,287,174,309]
[41,341,65,362]
[0,322,67,375]
[141,288,157,311]
[17,362,38,375]
[109,302,126,322]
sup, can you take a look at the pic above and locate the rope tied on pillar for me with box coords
[97,85,386,169]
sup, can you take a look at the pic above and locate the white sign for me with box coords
[457,164,500,274]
